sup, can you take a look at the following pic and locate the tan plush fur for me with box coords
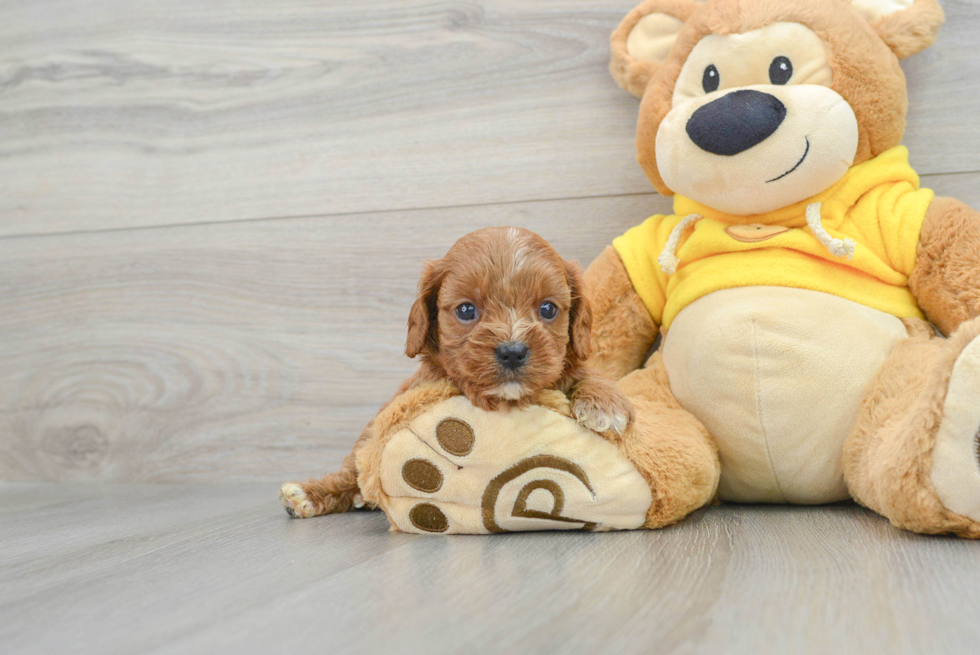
[909,196,980,337]
[616,0,943,195]
[844,317,980,539]
[610,0,698,98]
[357,382,618,520]
[871,0,945,60]
[355,380,459,517]
[599,0,980,538]
[616,353,721,528]
[582,246,659,381]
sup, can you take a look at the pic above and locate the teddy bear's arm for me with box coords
[583,246,658,380]
[909,197,980,336]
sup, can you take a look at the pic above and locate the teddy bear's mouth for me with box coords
[766,137,811,183]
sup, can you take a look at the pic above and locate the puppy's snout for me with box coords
[686,89,786,156]
[495,341,529,371]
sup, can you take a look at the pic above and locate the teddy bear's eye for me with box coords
[702,64,720,93]
[455,303,477,322]
[769,56,793,85]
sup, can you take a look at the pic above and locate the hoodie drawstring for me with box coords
[657,204,856,275]
[806,202,855,260]
[658,213,703,274]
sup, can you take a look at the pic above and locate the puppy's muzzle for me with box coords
[495,341,529,371]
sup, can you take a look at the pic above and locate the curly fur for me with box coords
[282,227,634,518]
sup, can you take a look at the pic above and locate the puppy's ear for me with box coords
[564,260,593,362]
[851,0,945,59]
[610,0,697,98]
[406,259,446,359]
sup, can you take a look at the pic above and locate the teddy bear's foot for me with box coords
[845,317,980,538]
[356,395,653,534]
[930,330,980,523]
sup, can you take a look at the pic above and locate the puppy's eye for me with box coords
[702,64,720,93]
[769,56,793,85]
[538,301,558,321]
[454,303,477,322]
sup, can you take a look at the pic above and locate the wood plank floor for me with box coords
[2,483,979,655]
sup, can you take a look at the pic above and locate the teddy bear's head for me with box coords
[611,0,945,216]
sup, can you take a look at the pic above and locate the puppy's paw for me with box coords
[571,384,635,437]
[279,482,317,518]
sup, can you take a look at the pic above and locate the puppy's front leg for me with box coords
[570,371,635,438]
[279,420,373,518]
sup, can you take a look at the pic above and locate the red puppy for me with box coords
[280,227,634,518]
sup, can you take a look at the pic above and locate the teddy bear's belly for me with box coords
[661,286,910,504]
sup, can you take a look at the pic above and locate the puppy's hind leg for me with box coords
[280,421,373,518]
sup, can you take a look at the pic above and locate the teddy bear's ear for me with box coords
[851,0,945,59]
[610,0,698,98]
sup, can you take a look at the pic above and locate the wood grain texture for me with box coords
[0,193,672,482]
[2,172,979,483]
[1,0,978,237]
[2,483,980,655]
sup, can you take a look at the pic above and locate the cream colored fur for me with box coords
[359,389,653,534]
[663,287,908,503]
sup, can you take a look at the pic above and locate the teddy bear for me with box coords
[340,0,980,538]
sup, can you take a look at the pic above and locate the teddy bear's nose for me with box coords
[686,89,787,156]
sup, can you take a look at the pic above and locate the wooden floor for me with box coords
[3,483,980,655]
[4,1,980,653]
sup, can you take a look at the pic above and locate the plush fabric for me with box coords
[358,386,653,534]
[612,146,933,330]
[610,0,698,97]
[355,0,980,539]
[662,287,907,503]
[909,196,980,336]
[843,316,980,538]
[581,246,659,381]
[618,0,945,197]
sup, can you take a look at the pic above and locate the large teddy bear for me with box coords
[337,0,980,538]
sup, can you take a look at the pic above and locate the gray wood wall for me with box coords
[2,0,979,482]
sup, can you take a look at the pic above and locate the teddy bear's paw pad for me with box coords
[931,333,980,523]
[377,396,652,534]
[279,482,317,519]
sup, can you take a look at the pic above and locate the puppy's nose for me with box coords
[686,89,786,156]
[495,341,529,371]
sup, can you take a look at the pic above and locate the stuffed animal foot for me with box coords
[847,317,980,538]
[930,328,980,525]
[355,394,652,534]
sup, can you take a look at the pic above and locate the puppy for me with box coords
[280,226,634,518]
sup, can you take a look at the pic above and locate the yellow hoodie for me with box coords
[612,146,933,331]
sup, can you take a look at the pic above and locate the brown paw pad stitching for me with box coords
[402,458,443,493]
[436,418,474,456]
[974,428,979,469]
[409,503,449,533]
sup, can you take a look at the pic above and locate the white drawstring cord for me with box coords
[806,202,855,260]
[658,213,703,274]
[658,204,854,273]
